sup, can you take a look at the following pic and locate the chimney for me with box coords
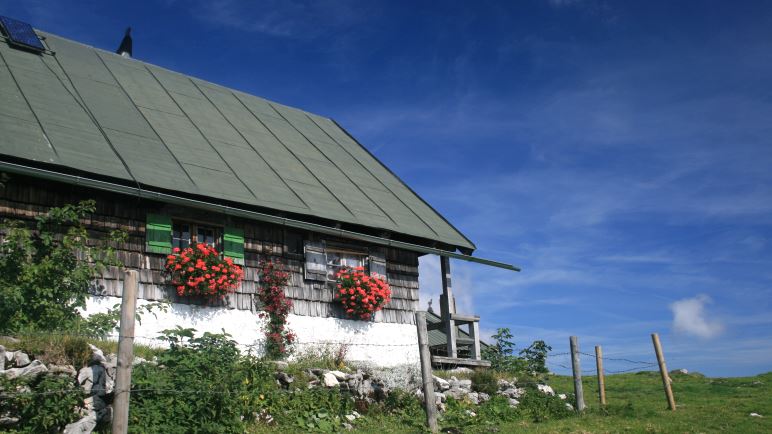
[116,27,132,58]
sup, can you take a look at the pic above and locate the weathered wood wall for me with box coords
[0,175,420,324]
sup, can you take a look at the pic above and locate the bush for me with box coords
[128,327,274,434]
[0,200,126,333]
[470,369,498,395]
[518,385,574,422]
[0,373,85,433]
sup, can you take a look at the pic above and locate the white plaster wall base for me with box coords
[82,296,419,368]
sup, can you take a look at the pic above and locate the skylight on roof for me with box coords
[0,15,45,53]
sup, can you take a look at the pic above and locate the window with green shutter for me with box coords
[146,213,172,254]
[223,227,245,264]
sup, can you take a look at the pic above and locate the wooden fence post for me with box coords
[112,270,138,434]
[415,312,438,433]
[595,345,606,406]
[651,333,676,411]
[570,336,585,411]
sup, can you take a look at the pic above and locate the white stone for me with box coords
[566,403,574,411]
[433,375,450,391]
[558,393,567,400]
[467,392,480,405]
[345,414,356,422]
[88,344,106,365]
[82,296,420,368]
[750,413,763,417]
[329,370,348,381]
[322,372,339,387]
[1,360,47,380]
[63,411,97,434]
[537,384,555,396]
[12,352,30,367]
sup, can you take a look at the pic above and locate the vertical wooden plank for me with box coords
[439,256,457,358]
[469,321,482,360]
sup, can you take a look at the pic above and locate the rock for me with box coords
[50,364,77,376]
[88,344,106,365]
[435,392,446,403]
[433,375,450,391]
[465,410,477,417]
[4,350,14,364]
[447,367,474,375]
[77,364,108,403]
[537,384,555,396]
[508,398,519,407]
[497,379,512,390]
[446,387,468,400]
[132,356,147,365]
[275,372,293,388]
[750,413,763,417]
[271,360,289,371]
[0,345,5,371]
[458,379,472,389]
[566,403,574,411]
[558,393,567,400]
[329,370,348,381]
[0,416,20,427]
[63,410,97,434]
[345,414,356,422]
[322,372,339,387]
[499,387,525,399]
[310,368,325,377]
[467,392,480,405]
[12,352,30,368]
[478,392,490,403]
[1,360,48,380]
[342,422,354,430]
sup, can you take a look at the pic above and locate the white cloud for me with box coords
[669,295,724,339]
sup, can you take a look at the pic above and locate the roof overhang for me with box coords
[0,160,520,271]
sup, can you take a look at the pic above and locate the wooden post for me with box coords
[469,321,482,360]
[570,336,585,411]
[651,333,676,411]
[112,270,138,434]
[415,312,438,433]
[439,256,457,358]
[595,345,606,406]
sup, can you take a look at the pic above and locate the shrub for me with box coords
[128,327,273,434]
[482,327,553,376]
[470,369,498,395]
[518,385,574,422]
[0,200,126,333]
[0,373,85,433]
[257,260,294,359]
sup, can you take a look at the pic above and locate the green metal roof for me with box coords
[0,30,475,252]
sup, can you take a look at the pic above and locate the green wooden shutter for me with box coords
[146,214,172,254]
[223,227,245,264]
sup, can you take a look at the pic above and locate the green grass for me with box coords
[249,370,772,433]
[0,332,163,369]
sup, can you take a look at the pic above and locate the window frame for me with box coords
[171,219,223,252]
[323,246,369,282]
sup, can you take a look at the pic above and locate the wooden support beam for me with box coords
[439,256,457,358]
[431,356,491,367]
[469,320,482,360]
[449,313,480,324]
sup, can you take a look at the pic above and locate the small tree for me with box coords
[0,200,126,332]
[519,340,552,375]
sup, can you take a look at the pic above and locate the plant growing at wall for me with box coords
[334,267,391,320]
[258,259,295,359]
[164,243,243,299]
[0,200,126,332]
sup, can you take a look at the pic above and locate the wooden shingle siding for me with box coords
[0,176,421,324]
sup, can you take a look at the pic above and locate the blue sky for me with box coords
[4,0,771,376]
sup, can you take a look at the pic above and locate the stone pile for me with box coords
[0,343,148,434]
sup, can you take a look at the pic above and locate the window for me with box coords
[325,248,368,281]
[172,221,221,251]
